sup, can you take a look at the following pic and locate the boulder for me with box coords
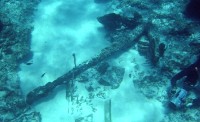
[98,66,125,89]
[96,62,110,75]
[98,78,111,86]
[97,12,141,31]
[97,13,123,31]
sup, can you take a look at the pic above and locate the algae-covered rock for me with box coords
[96,62,110,75]
[97,13,141,31]
[0,0,41,121]
[98,66,125,89]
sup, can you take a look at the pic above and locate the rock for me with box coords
[141,86,158,99]
[98,78,111,86]
[97,13,141,31]
[0,0,47,121]
[98,66,125,89]
[85,85,95,92]
[96,62,110,75]
[0,87,28,121]
[97,13,123,31]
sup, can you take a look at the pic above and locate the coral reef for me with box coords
[0,0,41,121]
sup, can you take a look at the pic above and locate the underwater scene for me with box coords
[1,0,200,121]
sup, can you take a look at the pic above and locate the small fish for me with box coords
[41,73,46,78]
[26,62,33,65]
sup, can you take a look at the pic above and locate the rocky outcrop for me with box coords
[96,62,110,75]
[98,66,125,89]
[0,0,41,121]
[97,12,142,31]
